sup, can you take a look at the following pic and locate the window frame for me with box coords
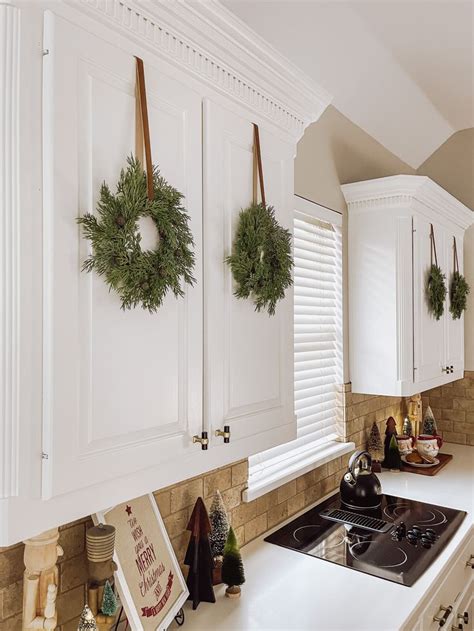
[244,195,353,502]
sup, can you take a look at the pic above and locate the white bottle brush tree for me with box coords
[208,490,230,560]
[77,605,97,631]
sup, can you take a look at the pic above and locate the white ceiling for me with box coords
[220,0,474,168]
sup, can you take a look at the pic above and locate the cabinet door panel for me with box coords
[42,13,202,497]
[203,99,294,450]
[445,231,465,373]
[413,216,446,383]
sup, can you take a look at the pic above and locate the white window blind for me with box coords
[247,198,343,497]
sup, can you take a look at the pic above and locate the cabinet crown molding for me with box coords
[68,0,331,139]
[342,175,474,230]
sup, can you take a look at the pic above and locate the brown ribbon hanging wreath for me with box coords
[225,123,293,316]
[78,57,195,312]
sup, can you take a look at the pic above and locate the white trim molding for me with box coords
[243,440,355,502]
[342,175,473,230]
[0,0,20,498]
[69,0,332,139]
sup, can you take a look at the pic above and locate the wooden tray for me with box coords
[400,452,452,476]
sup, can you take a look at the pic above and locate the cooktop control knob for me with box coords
[407,532,418,545]
[421,538,432,549]
[411,525,422,537]
[425,528,437,540]
[397,522,407,537]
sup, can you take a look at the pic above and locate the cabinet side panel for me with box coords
[0,3,20,498]
[349,209,401,394]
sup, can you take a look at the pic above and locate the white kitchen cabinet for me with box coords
[41,12,204,498]
[0,0,330,544]
[406,531,474,631]
[342,176,473,397]
[202,99,296,454]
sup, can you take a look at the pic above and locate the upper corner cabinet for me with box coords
[342,175,473,397]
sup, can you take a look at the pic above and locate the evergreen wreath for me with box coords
[78,156,195,313]
[450,271,470,320]
[427,264,447,321]
[226,202,293,316]
[426,224,446,321]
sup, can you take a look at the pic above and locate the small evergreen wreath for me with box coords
[450,271,470,320]
[226,203,293,316]
[78,156,195,312]
[427,264,447,320]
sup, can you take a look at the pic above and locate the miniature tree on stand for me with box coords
[221,527,245,599]
[402,417,413,437]
[209,490,230,585]
[100,580,117,618]
[367,422,383,472]
[184,497,216,610]
[422,405,438,436]
[77,605,98,631]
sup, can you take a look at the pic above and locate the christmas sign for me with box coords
[95,494,188,631]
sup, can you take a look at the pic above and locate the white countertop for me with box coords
[178,443,474,631]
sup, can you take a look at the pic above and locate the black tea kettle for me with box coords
[340,450,382,510]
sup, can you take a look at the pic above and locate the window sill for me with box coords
[243,440,355,502]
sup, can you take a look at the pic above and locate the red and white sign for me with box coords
[95,494,188,630]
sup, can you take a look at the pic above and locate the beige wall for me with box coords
[295,106,415,382]
[295,105,415,213]
[418,129,474,370]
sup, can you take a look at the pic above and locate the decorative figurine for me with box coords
[422,405,438,436]
[209,490,230,585]
[402,416,413,437]
[77,604,98,631]
[86,524,118,630]
[184,497,216,609]
[222,527,245,599]
[367,421,383,472]
[407,393,422,436]
[383,434,402,471]
[382,416,398,469]
[22,528,64,631]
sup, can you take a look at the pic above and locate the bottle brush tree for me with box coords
[209,490,230,560]
[77,604,98,631]
[422,405,438,436]
[367,421,383,463]
[100,580,117,617]
[221,527,245,597]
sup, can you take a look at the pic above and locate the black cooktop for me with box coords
[265,493,466,586]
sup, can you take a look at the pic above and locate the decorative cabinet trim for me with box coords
[0,2,20,498]
[69,0,331,139]
[342,175,473,229]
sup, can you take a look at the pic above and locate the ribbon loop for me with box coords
[252,123,266,207]
[135,57,154,201]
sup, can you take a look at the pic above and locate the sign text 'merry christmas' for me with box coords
[128,514,167,601]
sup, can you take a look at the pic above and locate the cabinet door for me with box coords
[445,230,465,374]
[413,216,447,383]
[42,13,203,497]
[203,99,295,455]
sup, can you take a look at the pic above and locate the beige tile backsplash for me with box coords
[422,371,474,445]
[2,376,472,630]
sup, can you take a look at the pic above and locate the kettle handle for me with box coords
[348,450,373,476]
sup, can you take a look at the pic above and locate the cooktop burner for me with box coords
[265,493,466,586]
